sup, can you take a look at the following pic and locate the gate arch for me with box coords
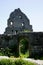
[18,35,29,57]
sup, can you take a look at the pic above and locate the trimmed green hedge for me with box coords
[0,59,36,65]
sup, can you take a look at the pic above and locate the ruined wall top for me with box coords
[4,8,33,35]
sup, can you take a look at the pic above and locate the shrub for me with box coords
[0,52,4,56]
[14,59,36,65]
[0,58,36,65]
[20,51,29,58]
[0,59,12,65]
[19,38,29,58]
[0,47,19,57]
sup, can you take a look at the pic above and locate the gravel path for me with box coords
[0,56,9,59]
[23,58,43,65]
[0,56,43,65]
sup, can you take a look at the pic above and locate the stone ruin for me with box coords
[0,8,43,57]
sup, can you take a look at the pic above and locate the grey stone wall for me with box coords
[4,8,33,35]
[29,32,43,57]
[0,34,19,57]
[0,8,43,58]
[0,32,43,57]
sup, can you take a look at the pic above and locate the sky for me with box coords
[0,0,43,34]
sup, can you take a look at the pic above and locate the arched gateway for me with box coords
[0,8,43,58]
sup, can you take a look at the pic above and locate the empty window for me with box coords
[10,22,13,25]
[19,15,22,19]
[21,22,24,26]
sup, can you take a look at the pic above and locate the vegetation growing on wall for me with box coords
[0,46,19,57]
[19,38,29,58]
[23,29,31,32]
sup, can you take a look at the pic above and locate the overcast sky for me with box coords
[0,0,43,34]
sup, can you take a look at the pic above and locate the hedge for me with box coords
[0,58,36,65]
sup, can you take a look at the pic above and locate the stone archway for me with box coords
[18,36,29,58]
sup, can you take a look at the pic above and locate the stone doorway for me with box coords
[19,37,29,58]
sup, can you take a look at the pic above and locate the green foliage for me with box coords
[0,48,11,56]
[0,48,5,56]
[0,59,13,65]
[19,38,29,58]
[39,57,43,60]
[0,47,19,57]
[0,59,36,65]
[19,39,28,53]
[23,29,31,32]
[0,52,4,56]
[20,51,29,58]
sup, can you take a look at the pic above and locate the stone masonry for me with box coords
[0,8,43,57]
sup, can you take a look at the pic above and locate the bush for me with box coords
[20,51,29,58]
[0,59,12,65]
[0,47,19,57]
[14,59,36,65]
[0,58,36,65]
[39,57,43,60]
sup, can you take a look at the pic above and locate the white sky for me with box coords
[0,0,43,34]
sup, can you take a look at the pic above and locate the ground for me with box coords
[0,56,43,65]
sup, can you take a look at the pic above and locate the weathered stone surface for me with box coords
[4,8,33,35]
[0,8,43,57]
[0,32,43,57]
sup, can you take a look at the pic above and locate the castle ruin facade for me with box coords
[0,8,43,57]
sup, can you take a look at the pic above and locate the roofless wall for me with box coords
[0,8,43,58]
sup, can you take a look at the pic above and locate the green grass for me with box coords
[19,51,29,58]
[0,58,36,65]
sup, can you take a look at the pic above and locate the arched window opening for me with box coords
[21,22,25,27]
[19,15,22,19]
[10,22,13,25]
